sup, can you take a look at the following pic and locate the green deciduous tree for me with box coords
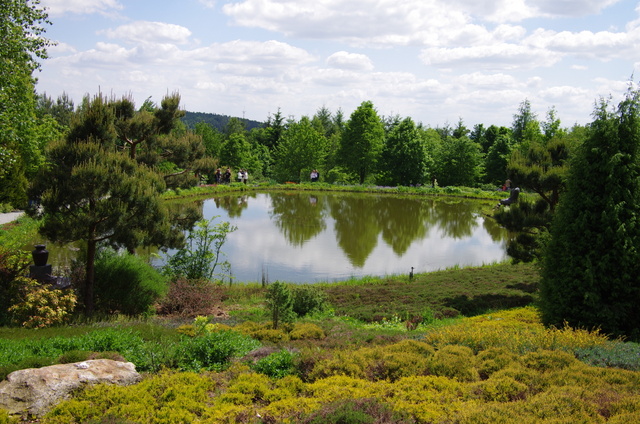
[339,101,384,184]
[1,0,53,206]
[272,116,327,183]
[540,89,640,339]
[434,135,483,187]
[484,133,513,186]
[380,117,428,186]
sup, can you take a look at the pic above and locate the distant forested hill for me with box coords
[182,111,264,132]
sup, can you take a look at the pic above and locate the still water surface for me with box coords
[157,192,510,283]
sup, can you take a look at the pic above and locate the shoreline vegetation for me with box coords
[162,181,518,203]
[3,184,640,423]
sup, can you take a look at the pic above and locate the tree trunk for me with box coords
[84,239,97,315]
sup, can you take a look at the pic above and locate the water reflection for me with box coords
[175,191,510,283]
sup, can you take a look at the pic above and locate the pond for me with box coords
[154,191,510,283]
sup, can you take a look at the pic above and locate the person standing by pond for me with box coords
[214,168,221,184]
[310,169,319,182]
[242,169,248,184]
[224,168,231,183]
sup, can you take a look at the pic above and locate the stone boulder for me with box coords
[0,359,141,417]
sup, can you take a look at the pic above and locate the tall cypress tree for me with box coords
[539,89,640,339]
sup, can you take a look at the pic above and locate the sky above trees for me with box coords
[37,0,637,127]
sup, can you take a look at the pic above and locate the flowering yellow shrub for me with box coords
[424,306,610,354]
[42,307,640,424]
[8,277,77,328]
[289,322,326,340]
[429,345,479,382]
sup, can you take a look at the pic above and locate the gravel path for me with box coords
[0,211,24,225]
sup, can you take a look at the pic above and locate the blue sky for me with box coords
[36,0,640,128]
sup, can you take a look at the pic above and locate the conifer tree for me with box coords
[539,88,640,338]
[30,95,190,314]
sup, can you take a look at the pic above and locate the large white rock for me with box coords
[0,359,141,417]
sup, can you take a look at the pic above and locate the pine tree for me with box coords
[539,89,640,338]
[30,95,189,315]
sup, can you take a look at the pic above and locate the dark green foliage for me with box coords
[292,285,328,317]
[574,341,640,371]
[380,117,428,186]
[182,111,263,132]
[435,136,484,187]
[484,134,513,185]
[339,101,385,184]
[177,330,261,372]
[252,348,296,378]
[494,197,554,263]
[29,94,191,315]
[266,281,295,329]
[507,137,572,211]
[94,249,168,315]
[540,89,640,339]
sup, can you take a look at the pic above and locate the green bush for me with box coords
[94,249,168,315]
[252,349,296,378]
[177,330,261,372]
[292,285,327,317]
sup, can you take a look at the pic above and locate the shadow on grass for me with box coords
[444,293,535,317]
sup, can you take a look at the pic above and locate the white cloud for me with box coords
[41,0,123,17]
[326,51,374,71]
[100,22,192,44]
[420,44,561,70]
[525,28,634,60]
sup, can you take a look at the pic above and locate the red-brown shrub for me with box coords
[156,277,227,317]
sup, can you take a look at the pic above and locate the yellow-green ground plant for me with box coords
[38,307,640,424]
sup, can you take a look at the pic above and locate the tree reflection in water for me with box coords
[177,192,510,283]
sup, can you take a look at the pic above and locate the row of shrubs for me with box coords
[15,308,640,423]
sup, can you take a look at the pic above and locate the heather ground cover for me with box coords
[3,263,640,423]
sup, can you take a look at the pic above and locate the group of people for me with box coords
[236,169,249,184]
[213,168,248,184]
